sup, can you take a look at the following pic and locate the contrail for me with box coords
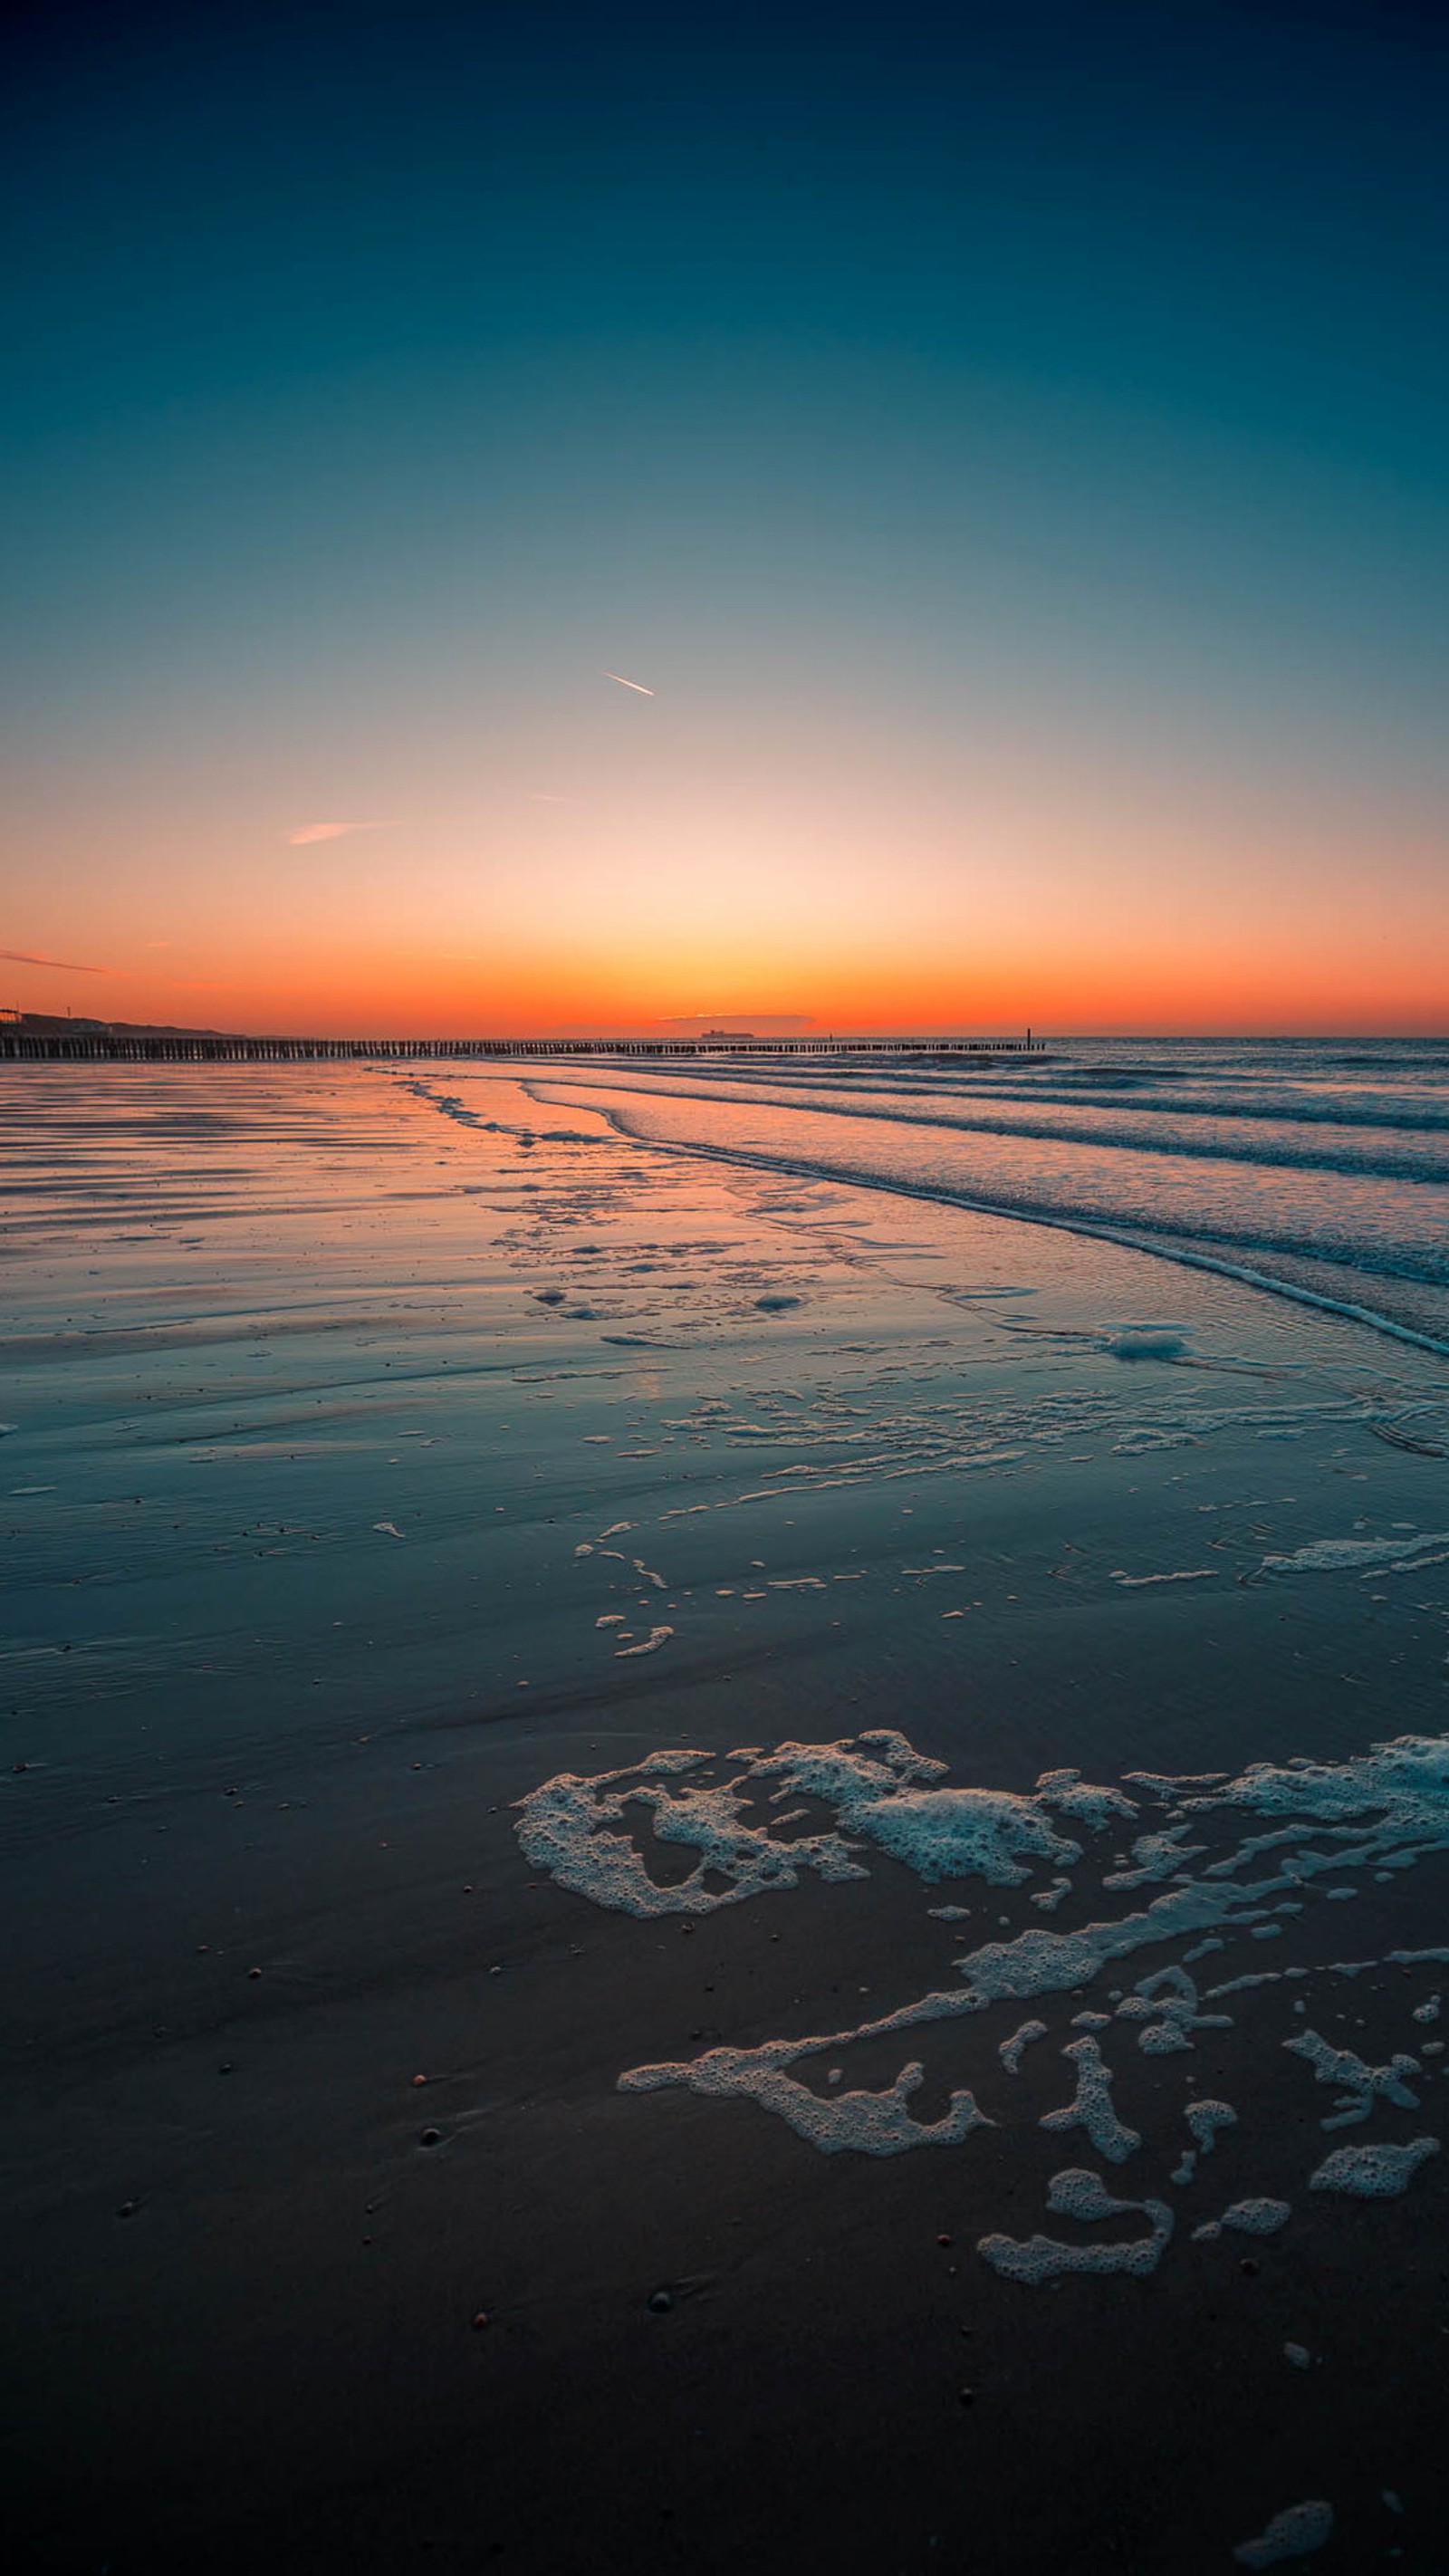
[1,947,107,974]
[602,670,655,695]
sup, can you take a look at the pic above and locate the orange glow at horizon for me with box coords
[7,686,1446,1041]
[8,930,1448,1041]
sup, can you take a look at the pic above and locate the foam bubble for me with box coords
[1109,1567,1219,1589]
[513,1756,868,1918]
[1188,1733,1449,1846]
[1103,1828,1209,1889]
[1284,2029,1421,2129]
[1040,2036,1140,2164]
[614,1624,674,1658]
[744,1734,1123,1889]
[1309,2138,1440,2197]
[1115,1966,1232,2055]
[999,2019,1048,2075]
[1030,1877,1073,1912]
[1185,2099,1237,2153]
[978,2168,1174,2283]
[620,2045,992,2158]
[523,1725,1449,2254]
[1220,2198,1292,2235]
[1258,1529,1449,1578]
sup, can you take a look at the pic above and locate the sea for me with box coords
[533,1034,1449,1357]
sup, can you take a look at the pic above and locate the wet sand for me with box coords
[5,1062,1449,2573]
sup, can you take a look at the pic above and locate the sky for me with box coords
[3,0,1447,1036]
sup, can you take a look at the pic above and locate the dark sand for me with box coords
[5,1062,1449,2573]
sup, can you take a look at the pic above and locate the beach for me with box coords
[5,1051,1449,2573]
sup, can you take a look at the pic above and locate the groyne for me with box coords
[1,1032,1047,1064]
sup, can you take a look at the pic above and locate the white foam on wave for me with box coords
[978,2167,1175,2283]
[513,1730,1134,1918]
[1104,1828,1209,1889]
[999,2018,1048,2074]
[619,2043,992,2157]
[1284,2028,1421,2129]
[1309,2137,1440,2196]
[1030,1875,1072,1911]
[851,1783,1083,1887]
[523,1718,1449,1985]
[1257,1528,1449,1577]
[520,1724,1449,2296]
[1111,1429,1201,1457]
[1040,2034,1140,2161]
[1109,1566,1219,1588]
[1114,1966,1232,2054]
[1219,2197,1292,2235]
[1185,2099,1237,2152]
[513,1753,868,1918]
[614,1624,674,1658]
[1181,1730,1449,1856]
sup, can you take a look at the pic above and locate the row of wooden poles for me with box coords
[1,1033,1046,1063]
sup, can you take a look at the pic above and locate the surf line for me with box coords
[501,1072,1449,1187]
[518,1081,1449,1364]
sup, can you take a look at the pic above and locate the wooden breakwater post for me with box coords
[0,1032,1049,1065]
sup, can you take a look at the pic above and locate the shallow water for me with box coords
[5,1057,1449,2574]
[522,1034,1449,1351]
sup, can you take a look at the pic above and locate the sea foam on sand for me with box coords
[519,1723,1449,2279]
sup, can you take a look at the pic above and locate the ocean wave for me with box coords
[526,1074,1449,1272]
[617,1058,1449,1139]
[524,1074,1449,1358]
[526,1070,1449,1182]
